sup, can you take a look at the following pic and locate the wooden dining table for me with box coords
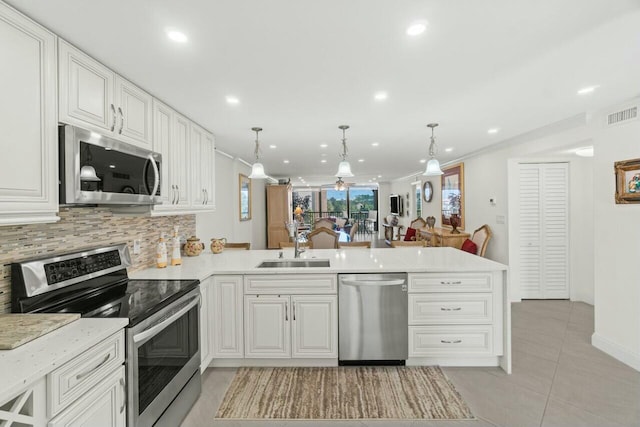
[417,226,470,249]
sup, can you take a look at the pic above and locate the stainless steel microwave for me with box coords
[59,124,162,205]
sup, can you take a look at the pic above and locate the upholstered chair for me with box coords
[471,224,492,257]
[314,218,334,230]
[307,226,339,249]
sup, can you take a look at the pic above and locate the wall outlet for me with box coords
[133,239,141,254]
[489,197,497,206]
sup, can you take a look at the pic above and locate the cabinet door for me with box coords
[0,4,59,225]
[189,124,205,207]
[173,114,191,207]
[203,131,216,208]
[114,75,152,149]
[48,366,126,427]
[291,295,337,358]
[152,99,173,206]
[244,295,290,358]
[199,277,213,371]
[58,39,115,133]
[212,276,243,358]
[0,377,47,427]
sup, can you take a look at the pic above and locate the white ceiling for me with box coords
[8,0,640,186]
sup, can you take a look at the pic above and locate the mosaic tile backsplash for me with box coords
[0,207,195,313]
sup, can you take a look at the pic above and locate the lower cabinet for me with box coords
[48,366,126,427]
[212,275,244,358]
[244,294,337,359]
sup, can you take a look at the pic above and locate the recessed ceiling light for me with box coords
[374,91,388,101]
[269,144,276,149]
[377,175,382,178]
[298,176,302,179]
[225,95,239,105]
[445,147,453,152]
[406,21,427,36]
[358,159,365,163]
[488,128,500,134]
[419,159,426,164]
[575,146,594,157]
[166,29,188,43]
[321,159,327,163]
[283,160,290,164]
[371,142,379,147]
[320,143,328,148]
[577,85,599,95]
[109,164,116,169]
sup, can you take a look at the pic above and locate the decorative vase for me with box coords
[426,216,436,229]
[450,214,460,234]
[210,237,227,254]
[184,236,204,256]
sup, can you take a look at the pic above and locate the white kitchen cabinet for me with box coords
[48,366,126,427]
[190,122,215,209]
[199,277,213,371]
[212,275,244,358]
[59,39,152,149]
[291,295,337,358]
[0,2,59,226]
[152,101,191,209]
[0,378,47,427]
[244,295,290,358]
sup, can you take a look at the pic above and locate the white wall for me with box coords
[591,98,640,371]
[196,152,267,249]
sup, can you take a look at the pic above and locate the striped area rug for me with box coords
[215,366,474,420]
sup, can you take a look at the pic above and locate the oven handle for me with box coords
[133,294,199,345]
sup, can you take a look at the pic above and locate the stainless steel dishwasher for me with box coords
[338,273,408,365]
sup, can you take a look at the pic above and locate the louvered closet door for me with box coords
[518,163,569,299]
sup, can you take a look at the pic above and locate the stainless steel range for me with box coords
[11,244,201,427]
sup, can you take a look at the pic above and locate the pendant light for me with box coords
[334,125,354,178]
[423,123,444,176]
[334,177,346,191]
[80,144,101,181]
[248,127,268,179]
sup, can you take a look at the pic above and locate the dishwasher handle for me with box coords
[340,279,406,287]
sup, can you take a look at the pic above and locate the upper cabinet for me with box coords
[190,123,215,210]
[58,39,153,150]
[0,2,59,225]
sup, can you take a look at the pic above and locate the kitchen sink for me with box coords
[257,259,331,268]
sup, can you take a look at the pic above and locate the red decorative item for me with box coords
[461,238,478,255]
[404,227,417,241]
[450,214,460,234]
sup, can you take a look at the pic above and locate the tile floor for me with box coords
[181,300,640,427]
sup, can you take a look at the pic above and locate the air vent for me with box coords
[607,106,637,126]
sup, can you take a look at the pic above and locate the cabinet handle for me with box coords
[293,302,296,321]
[110,104,116,131]
[202,189,206,205]
[119,377,126,413]
[440,339,462,344]
[75,353,110,380]
[117,107,124,134]
[440,307,462,311]
[171,185,176,204]
[440,281,462,285]
[204,189,208,204]
[285,301,288,321]
[176,185,180,203]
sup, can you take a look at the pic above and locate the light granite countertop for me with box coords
[130,247,508,282]
[0,318,128,404]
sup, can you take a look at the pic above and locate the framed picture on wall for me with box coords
[615,158,640,204]
[441,163,465,229]
[239,174,252,221]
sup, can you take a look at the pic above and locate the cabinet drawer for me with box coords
[244,274,337,294]
[408,293,492,325]
[409,325,493,357]
[48,331,125,417]
[409,273,493,292]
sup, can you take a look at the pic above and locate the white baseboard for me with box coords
[210,358,338,368]
[591,333,640,372]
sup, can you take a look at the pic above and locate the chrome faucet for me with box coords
[286,221,305,258]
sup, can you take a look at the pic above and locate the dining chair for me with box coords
[470,224,493,257]
[338,241,371,248]
[307,226,339,249]
[399,217,427,241]
[365,210,377,233]
[390,240,426,247]
[349,222,358,242]
[224,242,251,250]
[314,218,335,230]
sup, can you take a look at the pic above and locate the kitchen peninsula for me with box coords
[130,247,511,373]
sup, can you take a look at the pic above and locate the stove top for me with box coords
[11,244,199,326]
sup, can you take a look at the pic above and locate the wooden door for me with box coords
[267,185,292,248]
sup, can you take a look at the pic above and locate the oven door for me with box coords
[127,289,200,427]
